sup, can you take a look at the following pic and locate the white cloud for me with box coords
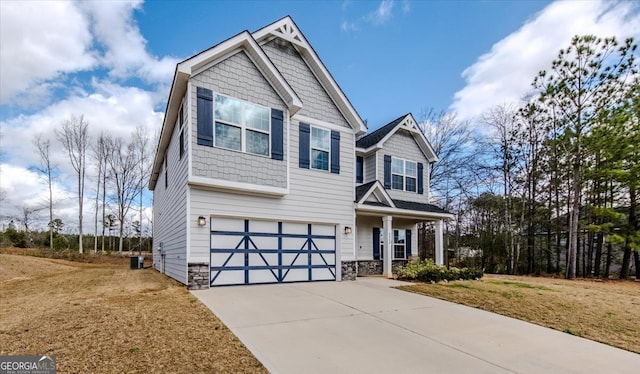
[0,1,95,103]
[341,21,358,32]
[368,0,395,25]
[1,82,162,174]
[79,0,179,84]
[402,0,411,14]
[450,0,640,122]
[0,81,162,230]
[0,163,74,226]
[0,0,179,105]
[342,0,408,32]
[0,0,174,238]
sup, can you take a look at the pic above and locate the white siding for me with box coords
[152,98,189,284]
[364,154,376,183]
[189,119,356,263]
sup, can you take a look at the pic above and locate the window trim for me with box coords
[380,228,407,260]
[391,157,418,193]
[179,105,185,159]
[164,155,168,189]
[310,125,331,172]
[213,93,271,157]
[393,229,406,260]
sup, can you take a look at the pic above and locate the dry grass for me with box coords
[398,274,640,353]
[0,254,267,373]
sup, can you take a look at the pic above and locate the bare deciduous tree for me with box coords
[56,115,89,253]
[104,135,141,252]
[33,134,56,250]
[482,103,520,274]
[133,126,151,253]
[92,133,109,253]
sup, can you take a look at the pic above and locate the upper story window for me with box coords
[299,122,340,174]
[356,156,363,183]
[197,87,284,161]
[214,95,270,156]
[179,105,186,159]
[391,157,417,192]
[311,126,330,171]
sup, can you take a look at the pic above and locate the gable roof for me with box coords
[252,16,367,135]
[355,113,438,163]
[355,180,395,207]
[355,114,407,149]
[150,29,302,190]
[150,16,370,190]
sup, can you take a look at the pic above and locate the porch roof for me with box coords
[355,184,453,220]
[393,200,449,214]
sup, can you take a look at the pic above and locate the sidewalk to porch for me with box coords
[192,278,639,374]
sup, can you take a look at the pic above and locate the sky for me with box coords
[0,0,638,234]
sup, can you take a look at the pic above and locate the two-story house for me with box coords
[149,16,452,289]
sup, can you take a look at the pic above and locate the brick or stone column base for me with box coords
[341,261,356,280]
[355,260,409,276]
[188,263,209,290]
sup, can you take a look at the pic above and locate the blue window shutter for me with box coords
[271,109,284,160]
[356,156,363,183]
[373,228,380,260]
[405,229,412,259]
[299,123,310,169]
[417,162,424,194]
[196,87,213,146]
[383,155,392,189]
[330,130,340,174]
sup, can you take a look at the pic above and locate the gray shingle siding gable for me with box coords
[262,39,350,128]
[190,50,288,188]
[377,129,430,203]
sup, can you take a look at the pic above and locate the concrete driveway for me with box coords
[192,277,639,374]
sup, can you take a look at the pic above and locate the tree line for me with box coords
[2,115,154,253]
[421,35,638,280]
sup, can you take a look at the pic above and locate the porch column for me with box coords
[382,215,393,278]
[435,219,444,266]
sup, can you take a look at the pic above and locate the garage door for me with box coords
[210,217,336,286]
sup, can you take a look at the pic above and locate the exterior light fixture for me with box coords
[344,226,352,235]
[198,216,207,227]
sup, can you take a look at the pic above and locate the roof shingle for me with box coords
[355,114,409,148]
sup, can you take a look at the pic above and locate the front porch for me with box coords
[349,213,447,279]
[346,180,453,280]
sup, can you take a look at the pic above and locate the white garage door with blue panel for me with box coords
[210,217,337,286]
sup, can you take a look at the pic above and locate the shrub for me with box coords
[396,259,483,282]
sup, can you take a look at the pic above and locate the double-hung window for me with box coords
[380,229,408,260]
[179,105,186,159]
[311,127,330,171]
[391,157,417,192]
[214,95,270,156]
[393,229,406,259]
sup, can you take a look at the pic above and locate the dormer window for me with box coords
[391,157,417,192]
